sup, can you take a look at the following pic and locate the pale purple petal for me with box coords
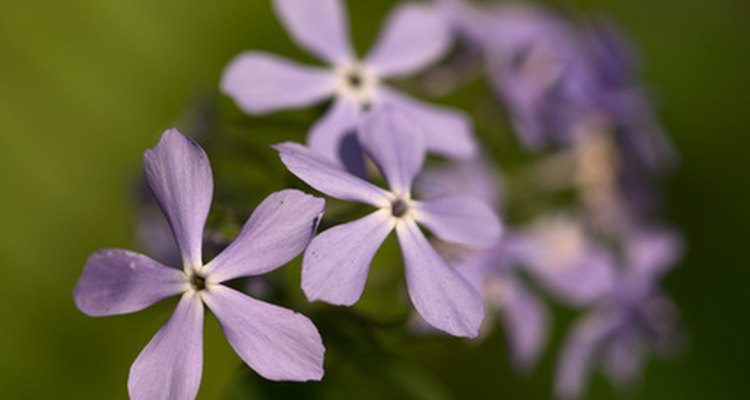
[603,330,644,387]
[396,219,485,338]
[378,88,476,159]
[365,3,450,78]
[416,156,503,209]
[627,228,683,282]
[273,0,353,64]
[555,312,615,400]
[143,129,212,269]
[203,285,325,381]
[500,275,549,371]
[307,98,364,174]
[525,247,617,307]
[357,107,426,193]
[302,210,394,305]
[274,142,390,206]
[74,249,187,317]
[221,52,336,115]
[128,292,203,400]
[414,194,502,249]
[204,190,325,282]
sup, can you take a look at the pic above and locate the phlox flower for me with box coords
[222,0,476,172]
[275,108,502,338]
[74,129,326,400]
[555,228,683,399]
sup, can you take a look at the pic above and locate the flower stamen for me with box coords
[390,198,409,218]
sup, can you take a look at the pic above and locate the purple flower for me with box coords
[74,129,326,399]
[482,6,593,150]
[274,108,502,338]
[222,0,476,170]
[555,228,683,399]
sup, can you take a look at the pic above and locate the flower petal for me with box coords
[414,194,502,249]
[555,312,615,400]
[221,52,336,115]
[128,292,204,400]
[365,3,450,78]
[203,285,325,381]
[204,190,325,282]
[416,156,503,209]
[143,129,213,269]
[274,142,390,206]
[603,329,644,387]
[307,98,365,175]
[518,240,617,307]
[378,88,476,159]
[302,210,394,305]
[627,228,683,283]
[74,249,187,316]
[500,276,549,371]
[357,107,426,194]
[396,219,485,337]
[273,0,353,64]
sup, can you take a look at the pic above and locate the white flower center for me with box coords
[335,63,379,105]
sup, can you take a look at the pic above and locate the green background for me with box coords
[1,0,748,398]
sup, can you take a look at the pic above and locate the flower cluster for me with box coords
[74,1,683,399]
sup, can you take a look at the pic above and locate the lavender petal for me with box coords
[396,219,485,338]
[204,190,325,282]
[143,129,213,269]
[555,312,614,400]
[379,87,476,159]
[414,194,502,249]
[221,52,336,115]
[357,107,426,194]
[128,292,204,400]
[273,0,353,64]
[274,142,390,206]
[302,210,394,305]
[365,3,450,78]
[74,249,186,316]
[500,275,549,371]
[203,285,325,381]
[307,98,362,171]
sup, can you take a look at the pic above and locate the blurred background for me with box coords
[1,0,748,398]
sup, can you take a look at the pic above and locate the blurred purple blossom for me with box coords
[275,107,502,338]
[222,0,476,173]
[555,228,684,399]
[74,129,327,399]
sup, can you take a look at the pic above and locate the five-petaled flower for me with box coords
[74,129,326,400]
[275,107,502,338]
[555,228,683,399]
[222,0,476,173]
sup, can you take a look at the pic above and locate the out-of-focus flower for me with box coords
[440,2,675,180]
[74,130,326,399]
[555,228,684,399]
[275,108,502,337]
[222,0,476,173]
